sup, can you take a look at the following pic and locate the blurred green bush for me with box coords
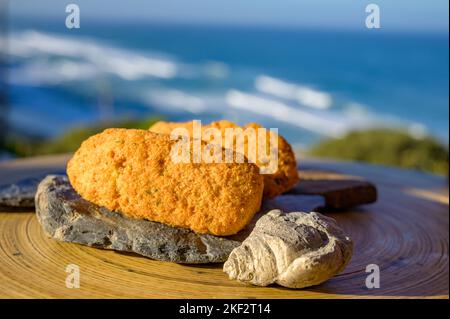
[4,117,162,157]
[308,129,449,175]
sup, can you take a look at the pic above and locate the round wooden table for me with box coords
[0,154,448,298]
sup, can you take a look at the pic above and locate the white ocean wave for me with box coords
[3,30,178,81]
[9,60,99,85]
[255,75,332,110]
[225,90,381,137]
[3,31,233,85]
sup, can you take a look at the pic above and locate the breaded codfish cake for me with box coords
[150,120,299,198]
[67,128,264,236]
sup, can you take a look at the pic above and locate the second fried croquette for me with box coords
[150,120,299,198]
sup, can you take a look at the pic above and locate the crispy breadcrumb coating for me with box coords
[67,128,264,236]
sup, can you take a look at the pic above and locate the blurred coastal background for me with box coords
[0,0,448,175]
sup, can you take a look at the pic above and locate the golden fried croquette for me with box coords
[67,128,264,236]
[150,120,299,198]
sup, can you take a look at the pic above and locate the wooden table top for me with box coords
[0,154,448,299]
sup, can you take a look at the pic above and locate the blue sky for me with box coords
[8,0,449,32]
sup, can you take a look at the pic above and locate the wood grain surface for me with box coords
[0,154,448,299]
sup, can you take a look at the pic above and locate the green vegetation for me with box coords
[308,129,449,175]
[4,117,162,157]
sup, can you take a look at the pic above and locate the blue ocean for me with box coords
[3,20,449,147]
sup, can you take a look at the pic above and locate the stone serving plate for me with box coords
[35,175,326,264]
